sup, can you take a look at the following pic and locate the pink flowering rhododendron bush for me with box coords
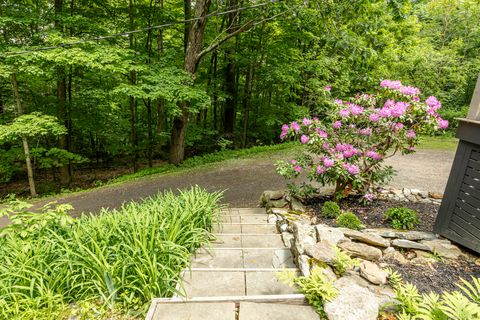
[276,80,449,200]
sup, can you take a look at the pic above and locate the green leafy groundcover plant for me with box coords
[321,201,341,218]
[336,211,364,230]
[276,81,448,201]
[385,207,420,230]
[0,186,222,319]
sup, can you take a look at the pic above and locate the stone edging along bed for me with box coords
[260,187,475,320]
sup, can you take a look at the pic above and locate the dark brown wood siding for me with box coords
[434,120,480,253]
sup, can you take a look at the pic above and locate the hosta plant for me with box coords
[276,80,448,200]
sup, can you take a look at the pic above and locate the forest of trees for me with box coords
[0,0,479,196]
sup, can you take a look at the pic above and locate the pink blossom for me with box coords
[313,117,319,121]
[339,108,350,117]
[333,121,342,129]
[379,108,391,118]
[322,142,330,150]
[359,128,372,136]
[407,146,415,151]
[293,165,302,172]
[280,124,289,140]
[325,85,332,92]
[290,121,300,133]
[343,146,357,158]
[316,129,328,138]
[365,150,382,161]
[334,99,343,105]
[316,165,326,174]
[369,113,380,122]
[335,153,344,160]
[380,80,402,90]
[302,117,312,126]
[300,135,310,144]
[343,163,360,175]
[391,102,409,117]
[400,86,420,96]
[336,143,347,152]
[290,159,297,165]
[349,104,364,115]
[393,123,404,131]
[406,129,416,139]
[438,118,449,129]
[323,157,334,168]
[426,96,441,109]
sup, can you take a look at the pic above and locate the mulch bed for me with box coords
[305,196,480,294]
[305,196,438,232]
[384,257,480,294]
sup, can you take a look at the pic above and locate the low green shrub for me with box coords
[321,201,341,218]
[384,207,420,230]
[278,267,337,318]
[336,211,364,230]
[0,186,222,319]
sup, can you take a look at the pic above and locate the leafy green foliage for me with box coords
[0,112,66,142]
[332,248,359,276]
[393,277,480,320]
[278,266,337,318]
[336,211,364,230]
[384,207,420,230]
[0,186,223,319]
[321,201,341,218]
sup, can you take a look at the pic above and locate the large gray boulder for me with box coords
[338,242,382,261]
[359,261,388,285]
[340,229,390,248]
[391,239,431,251]
[315,224,347,245]
[304,241,336,264]
[325,277,380,320]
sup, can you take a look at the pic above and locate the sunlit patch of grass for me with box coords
[417,135,458,151]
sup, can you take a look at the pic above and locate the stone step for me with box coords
[146,295,310,320]
[213,223,277,234]
[239,302,319,320]
[180,270,300,298]
[191,248,294,269]
[220,215,274,224]
[211,234,285,248]
[222,208,267,215]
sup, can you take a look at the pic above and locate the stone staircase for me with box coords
[146,208,319,320]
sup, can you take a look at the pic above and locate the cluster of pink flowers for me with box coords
[277,81,449,197]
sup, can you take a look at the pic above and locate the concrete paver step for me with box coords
[181,270,299,298]
[151,302,236,320]
[213,223,277,234]
[191,248,294,269]
[212,234,285,248]
[239,302,319,320]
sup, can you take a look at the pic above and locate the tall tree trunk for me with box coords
[241,64,253,148]
[129,0,139,172]
[11,73,36,197]
[212,52,219,130]
[222,0,238,135]
[55,0,72,185]
[147,99,153,167]
[169,0,211,165]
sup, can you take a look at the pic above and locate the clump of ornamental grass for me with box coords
[0,186,222,320]
[276,80,448,201]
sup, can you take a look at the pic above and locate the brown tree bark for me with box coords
[129,0,139,172]
[241,64,253,148]
[11,73,36,197]
[169,0,211,165]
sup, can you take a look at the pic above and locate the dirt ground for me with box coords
[0,148,455,228]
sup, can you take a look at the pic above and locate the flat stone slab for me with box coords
[239,302,319,320]
[240,215,270,223]
[242,235,285,248]
[243,248,294,268]
[182,271,245,297]
[213,224,242,233]
[234,208,267,214]
[220,216,241,223]
[242,224,278,233]
[212,235,242,248]
[246,271,299,295]
[191,249,243,269]
[152,302,236,320]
